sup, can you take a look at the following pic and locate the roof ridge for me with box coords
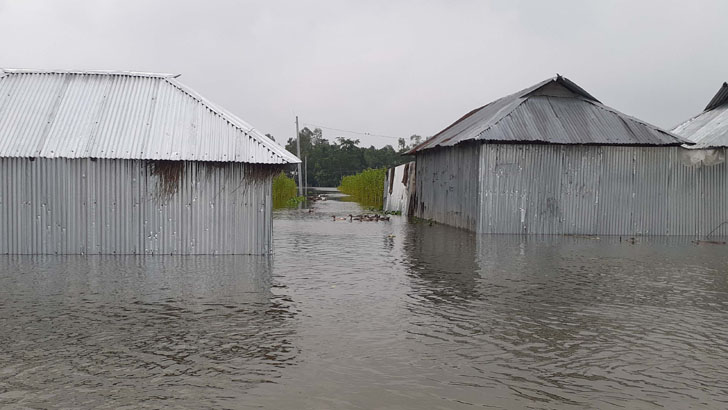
[1,68,179,78]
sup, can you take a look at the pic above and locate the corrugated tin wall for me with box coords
[478,144,728,235]
[0,158,273,254]
[413,144,481,231]
[416,143,728,236]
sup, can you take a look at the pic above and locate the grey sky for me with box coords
[1,0,726,148]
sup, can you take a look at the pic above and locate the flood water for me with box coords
[2,188,728,409]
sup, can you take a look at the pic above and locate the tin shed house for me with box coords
[406,75,728,236]
[0,69,299,255]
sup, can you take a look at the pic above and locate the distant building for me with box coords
[0,69,299,254]
[407,75,728,236]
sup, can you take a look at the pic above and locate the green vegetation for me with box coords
[338,168,387,209]
[284,196,305,207]
[272,172,303,208]
[282,128,422,187]
[269,128,424,209]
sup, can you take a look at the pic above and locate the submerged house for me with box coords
[0,69,299,255]
[406,75,728,236]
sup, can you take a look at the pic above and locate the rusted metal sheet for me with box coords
[414,143,728,236]
[0,69,299,164]
[409,76,687,154]
[0,158,273,254]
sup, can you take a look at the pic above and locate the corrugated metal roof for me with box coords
[409,75,688,154]
[672,82,728,149]
[704,82,728,111]
[0,68,300,163]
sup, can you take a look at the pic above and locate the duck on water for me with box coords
[329,214,391,222]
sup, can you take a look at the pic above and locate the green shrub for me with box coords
[272,172,299,208]
[338,168,386,209]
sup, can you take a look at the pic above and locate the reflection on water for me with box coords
[0,257,297,409]
[2,188,728,409]
[401,231,728,408]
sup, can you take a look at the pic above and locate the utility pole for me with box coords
[295,116,303,197]
[304,155,308,195]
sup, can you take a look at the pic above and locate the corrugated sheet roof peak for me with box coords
[528,75,601,103]
[409,76,687,154]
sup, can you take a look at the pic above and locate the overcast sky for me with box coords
[1,0,726,149]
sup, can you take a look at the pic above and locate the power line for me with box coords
[302,122,403,140]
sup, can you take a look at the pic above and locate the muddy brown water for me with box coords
[2,188,728,409]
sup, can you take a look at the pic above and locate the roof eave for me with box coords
[411,139,692,155]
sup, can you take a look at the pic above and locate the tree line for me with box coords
[267,128,424,187]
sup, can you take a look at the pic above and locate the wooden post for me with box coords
[304,155,308,196]
[295,116,303,197]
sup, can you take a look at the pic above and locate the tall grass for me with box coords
[338,168,386,209]
[272,172,299,208]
